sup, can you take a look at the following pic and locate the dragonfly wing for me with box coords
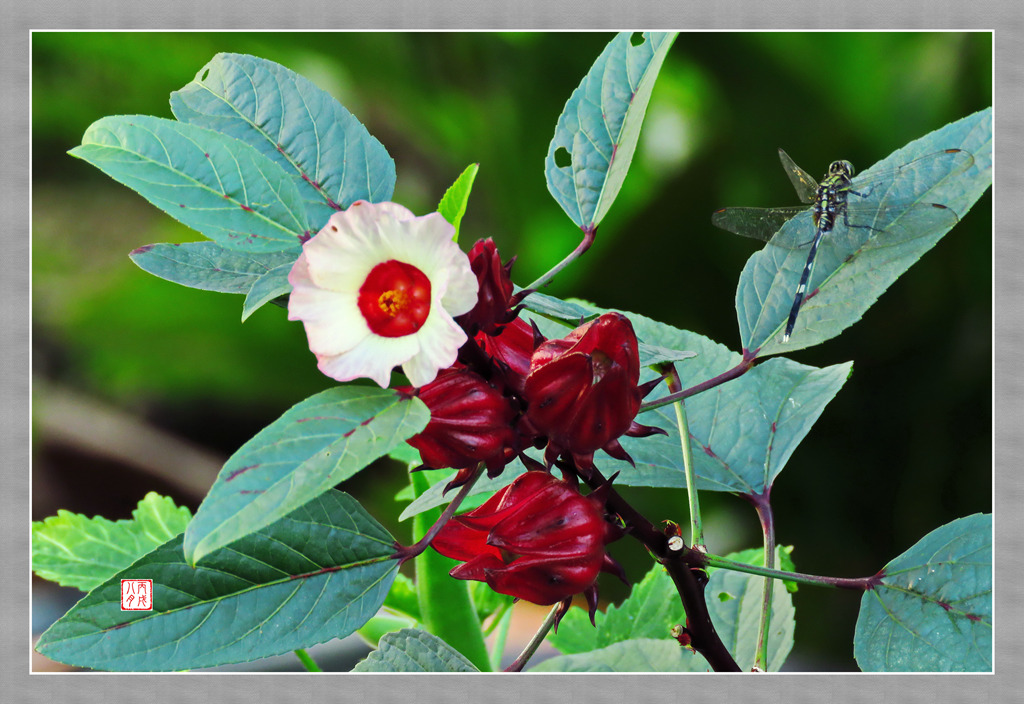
[711,206,806,243]
[851,149,975,204]
[778,148,819,204]
[814,201,960,264]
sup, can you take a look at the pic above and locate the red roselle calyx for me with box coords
[523,312,664,471]
[476,316,544,395]
[457,238,518,336]
[399,367,518,481]
[431,470,626,627]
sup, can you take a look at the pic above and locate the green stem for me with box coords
[700,552,880,590]
[666,366,703,547]
[749,491,774,671]
[488,603,514,671]
[411,468,492,672]
[504,604,560,672]
[294,648,322,673]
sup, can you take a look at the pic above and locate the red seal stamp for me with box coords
[120,579,153,611]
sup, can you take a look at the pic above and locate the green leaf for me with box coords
[387,442,423,469]
[437,163,479,242]
[739,108,992,353]
[241,262,293,321]
[35,490,399,671]
[128,241,297,295]
[549,548,795,671]
[171,52,396,230]
[531,638,708,672]
[382,572,422,621]
[636,341,698,367]
[556,304,853,495]
[70,115,311,252]
[184,386,429,565]
[402,354,851,514]
[352,628,479,672]
[514,289,598,323]
[399,461,527,522]
[546,32,676,231]
[469,579,514,623]
[708,549,795,672]
[355,573,421,647]
[854,513,992,672]
[403,301,851,521]
[521,294,695,368]
[32,493,191,593]
[548,559,687,655]
[355,612,419,650]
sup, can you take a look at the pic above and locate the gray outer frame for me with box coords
[10,6,1014,704]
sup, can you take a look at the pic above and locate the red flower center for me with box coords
[358,260,432,337]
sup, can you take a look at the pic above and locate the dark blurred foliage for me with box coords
[32,31,991,671]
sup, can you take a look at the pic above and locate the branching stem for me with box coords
[576,463,741,672]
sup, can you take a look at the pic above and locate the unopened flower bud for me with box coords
[457,238,517,335]
[432,470,625,626]
[524,312,660,470]
[400,367,517,474]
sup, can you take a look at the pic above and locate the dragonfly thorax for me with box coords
[812,172,853,233]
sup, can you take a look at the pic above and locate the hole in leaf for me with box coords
[554,147,572,169]
[717,592,735,602]
[200,68,210,82]
[630,32,645,47]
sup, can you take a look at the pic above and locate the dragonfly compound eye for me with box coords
[829,160,855,177]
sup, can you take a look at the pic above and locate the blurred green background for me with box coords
[32,31,991,671]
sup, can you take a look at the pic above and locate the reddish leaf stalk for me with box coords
[639,351,757,413]
[526,226,597,291]
[392,463,485,564]
[746,489,776,671]
[697,552,883,591]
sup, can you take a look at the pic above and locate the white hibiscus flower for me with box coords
[288,201,479,388]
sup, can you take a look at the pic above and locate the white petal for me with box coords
[345,200,417,229]
[402,311,468,387]
[317,333,419,388]
[386,213,478,317]
[302,216,380,293]
[287,251,315,289]
[289,251,369,352]
[288,285,369,356]
[437,246,480,317]
[381,212,452,276]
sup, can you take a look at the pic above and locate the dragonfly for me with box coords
[712,147,973,343]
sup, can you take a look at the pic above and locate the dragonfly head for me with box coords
[828,160,855,178]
